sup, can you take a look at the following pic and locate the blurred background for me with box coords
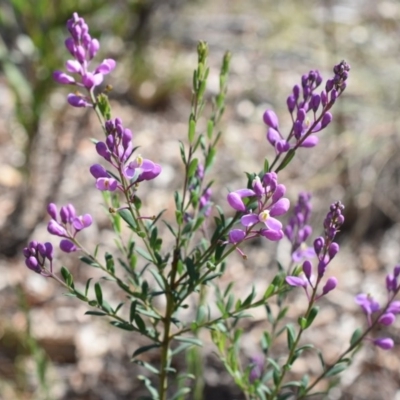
[1,0,400,399]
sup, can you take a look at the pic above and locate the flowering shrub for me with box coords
[22,12,400,400]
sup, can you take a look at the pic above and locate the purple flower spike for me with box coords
[373,338,394,350]
[55,13,117,103]
[322,277,337,295]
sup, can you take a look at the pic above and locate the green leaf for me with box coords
[188,158,199,178]
[129,300,137,323]
[94,282,103,306]
[188,116,196,143]
[85,278,93,296]
[179,141,186,163]
[264,157,270,173]
[132,343,161,358]
[105,252,115,274]
[118,209,137,230]
[205,147,216,170]
[305,306,319,328]
[134,314,146,332]
[207,119,214,139]
[276,149,295,172]
[149,269,166,290]
[136,247,153,262]
[60,266,73,287]
[110,321,135,331]
[85,311,107,316]
[350,327,363,346]
[174,336,203,347]
[133,195,142,210]
[286,324,296,349]
[264,283,276,299]
[171,387,191,400]
[325,361,349,377]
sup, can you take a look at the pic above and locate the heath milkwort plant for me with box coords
[22,12,400,400]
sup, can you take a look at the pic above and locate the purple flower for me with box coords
[286,275,308,288]
[22,241,54,275]
[284,192,314,262]
[136,163,162,183]
[373,338,394,350]
[227,189,255,212]
[46,202,92,252]
[321,277,337,295]
[228,229,246,244]
[248,355,265,383]
[355,294,380,316]
[96,177,118,191]
[60,239,77,253]
[124,155,155,180]
[378,313,395,326]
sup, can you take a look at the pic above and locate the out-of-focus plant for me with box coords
[21,11,400,400]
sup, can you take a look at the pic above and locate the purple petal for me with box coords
[387,301,400,314]
[229,229,246,244]
[67,94,91,108]
[235,188,256,198]
[266,127,280,146]
[73,214,93,230]
[95,59,116,75]
[60,239,77,253]
[95,177,118,191]
[300,135,319,148]
[47,220,67,237]
[65,60,82,74]
[90,164,109,179]
[265,216,282,231]
[260,229,283,241]
[137,163,162,182]
[53,70,75,85]
[227,192,246,212]
[322,277,338,295]
[373,337,394,350]
[47,203,58,220]
[241,214,259,227]
[263,110,279,129]
[378,313,395,326]
[286,276,307,288]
